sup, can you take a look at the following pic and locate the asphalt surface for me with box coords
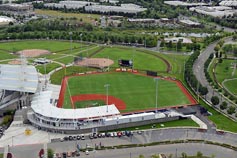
[78,143,237,158]
[193,37,236,116]
[3,128,237,158]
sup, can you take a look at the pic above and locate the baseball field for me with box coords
[58,72,196,112]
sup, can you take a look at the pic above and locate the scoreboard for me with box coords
[118,59,133,67]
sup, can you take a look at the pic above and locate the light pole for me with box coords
[154,78,159,113]
[104,84,110,112]
[69,32,73,54]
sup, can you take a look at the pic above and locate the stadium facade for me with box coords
[0,63,186,134]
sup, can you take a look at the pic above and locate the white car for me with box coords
[85,150,89,155]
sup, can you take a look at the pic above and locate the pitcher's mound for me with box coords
[17,49,50,57]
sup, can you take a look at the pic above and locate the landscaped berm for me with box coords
[57,72,197,113]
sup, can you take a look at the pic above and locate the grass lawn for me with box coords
[74,100,105,108]
[92,47,167,72]
[223,79,237,95]
[199,99,237,133]
[104,118,199,131]
[215,59,237,83]
[0,40,85,54]
[0,51,16,60]
[50,66,97,85]
[35,9,100,23]
[64,72,191,111]
[36,62,61,74]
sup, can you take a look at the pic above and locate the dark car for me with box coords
[77,135,81,140]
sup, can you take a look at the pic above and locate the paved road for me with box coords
[3,128,237,158]
[78,143,237,158]
[193,37,236,116]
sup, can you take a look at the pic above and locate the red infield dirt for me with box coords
[71,94,126,110]
[57,72,197,111]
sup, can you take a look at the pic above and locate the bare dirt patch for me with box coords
[8,59,22,65]
[16,49,50,57]
[75,58,114,69]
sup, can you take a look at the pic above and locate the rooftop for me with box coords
[0,64,38,93]
[31,91,120,120]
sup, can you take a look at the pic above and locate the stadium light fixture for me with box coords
[104,84,110,112]
[154,78,159,113]
[69,32,73,54]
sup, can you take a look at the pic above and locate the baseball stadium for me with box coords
[0,40,197,133]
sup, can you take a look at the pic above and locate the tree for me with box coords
[181,152,187,158]
[196,151,203,158]
[199,86,208,96]
[227,106,236,115]
[211,96,219,105]
[214,44,220,53]
[220,101,227,110]
[47,148,54,158]
[177,40,182,50]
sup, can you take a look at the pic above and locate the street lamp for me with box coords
[154,78,159,113]
[104,84,110,112]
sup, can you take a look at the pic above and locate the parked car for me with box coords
[63,136,69,141]
[81,134,85,140]
[77,135,81,140]
[68,136,73,140]
[89,134,94,139]
[67,151,72,157]
[85,150,89,155]
[117,131,122,137]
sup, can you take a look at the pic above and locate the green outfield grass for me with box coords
[64,72,191,112]
[0,40,86,53]
[36,62,62,74]
[50,66,97,85]
[215,59,237,96]
[74,100,105,108]
[215,59,237,83]
[223,79,237,95]
[92,47,167,72]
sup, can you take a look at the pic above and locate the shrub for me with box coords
[227,106,236,115]
[220,102,228,110]
[211,96,220,105]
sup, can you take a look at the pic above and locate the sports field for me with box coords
[93,47,167,72]
[60,72,195,112]
[215,59,237,96]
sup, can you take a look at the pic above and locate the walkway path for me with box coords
[193,37,237,120]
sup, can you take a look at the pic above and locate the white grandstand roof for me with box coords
[31,91,120,119]
[0,64,38,93]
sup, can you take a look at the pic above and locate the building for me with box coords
[164,37,193,44]
[219,1,237,7]
[85,3,146,14]
[44,1,97,9]
[0,16,15,26]
[0,3,34,16]
[127,18,156,24]
[189,6,237,18]
[164,1,208,7]
[0,64,38,116]
[178,19,202,28]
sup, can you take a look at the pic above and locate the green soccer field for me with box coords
[64,72,191,112]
